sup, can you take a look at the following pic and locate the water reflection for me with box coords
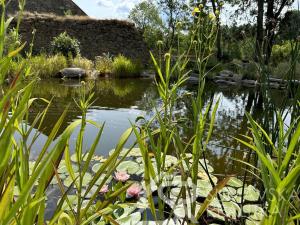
[27,78,290,175]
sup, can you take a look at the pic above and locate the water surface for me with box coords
[27,77,290,175]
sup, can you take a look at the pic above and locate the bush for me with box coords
[51,32,80,58]
[72,57,94,70]
[271,41,292,65]
[112,55,142,77]
[95,54,113,75]
[28,54,67,78]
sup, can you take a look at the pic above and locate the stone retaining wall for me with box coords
[12,13,149,63]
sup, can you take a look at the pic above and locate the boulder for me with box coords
[58,68,87,79]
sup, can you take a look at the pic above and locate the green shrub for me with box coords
[28,54,67,78]
[112,55,142,77]
[95,54,113,75]
[51,32,80,58]
[72,56,94,70]
[271,41,292,65]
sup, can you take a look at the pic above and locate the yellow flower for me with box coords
[192,7,200,16]
[198,4,204,9]
[215,10,220,17]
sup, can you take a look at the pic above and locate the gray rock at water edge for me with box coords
[219,70,234,78]
[241,80,258,88]
[57,68,87,79]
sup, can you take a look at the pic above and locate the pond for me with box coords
[27,77,290,176]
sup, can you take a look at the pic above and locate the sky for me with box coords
[74,0,299,22]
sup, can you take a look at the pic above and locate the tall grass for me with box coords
[237,112,300,225]
[0,1,135,224]
[112,55,142,78]
[133,7,231,224]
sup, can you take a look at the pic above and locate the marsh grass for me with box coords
[112,55,142,77]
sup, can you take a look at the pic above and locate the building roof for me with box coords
[6,0,87,16]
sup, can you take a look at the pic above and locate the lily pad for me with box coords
[237,185,260,202]
[117,161,140,174]
[92,163,102,173]
[116,211,141,225]
[70,153,89,162]
[227,177,243,188]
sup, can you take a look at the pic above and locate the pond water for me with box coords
[27,77,289,176]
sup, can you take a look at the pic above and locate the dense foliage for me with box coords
[51,32,80,58]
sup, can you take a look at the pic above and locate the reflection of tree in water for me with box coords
[28,78,155,136]
[175,83,292,175]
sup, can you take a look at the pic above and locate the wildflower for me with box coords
[215,10,220,17]
[192,40,198,46]
[219,1,224,7]
[198,4,204,9]
[192,7,200,16]
[164,53,171,61]
[99,185,109,194]
[208,13,216,21]
[81,81,86,85]
[176,22,183,29]
[127,183,142,198]
[157,40,163,46]
[115,171,130,182]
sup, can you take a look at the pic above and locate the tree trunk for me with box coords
[255,0,264,61]
[264,0,275,64]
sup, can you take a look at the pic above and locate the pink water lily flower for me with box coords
[114,171,130,182]
[127,183,142,198]
[99,185,109,194]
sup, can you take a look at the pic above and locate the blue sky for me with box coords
[74,0,299,22]
[74,0,142,19]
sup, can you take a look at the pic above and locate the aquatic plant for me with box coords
[112,55,142,77]
[237,113,300,225]
[95,53,113,75]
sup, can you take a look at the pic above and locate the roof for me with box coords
[5,0,87,16]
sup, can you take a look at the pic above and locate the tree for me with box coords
[278,10,300,41]
[228,0,295,64]
[156,0,189,49]
[129,0,164,49]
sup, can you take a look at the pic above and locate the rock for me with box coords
[58,68,87,79]
[241,80,258,88]
[219,70,234,78]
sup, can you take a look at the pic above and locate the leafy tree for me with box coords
[156,0,189,49]
[278,10,300,41]
[228,0,295,64]
[129,0,164,49]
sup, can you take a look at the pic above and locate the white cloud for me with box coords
[97,0,113,8]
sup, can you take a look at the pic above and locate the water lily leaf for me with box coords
[173,203,201,219]
[63,173,92,187]
[116,211,141,225]
[70,153,89,162]
[197,172,218,184]
[113,205,136,218]
[221,186,236,196]
[208,201,241,221]
[243,205,265,221]
[92,163,102,173]
[117,161,140,174]
[227,177,243,188]
[237,185,260,202]
[92,155,106,162]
